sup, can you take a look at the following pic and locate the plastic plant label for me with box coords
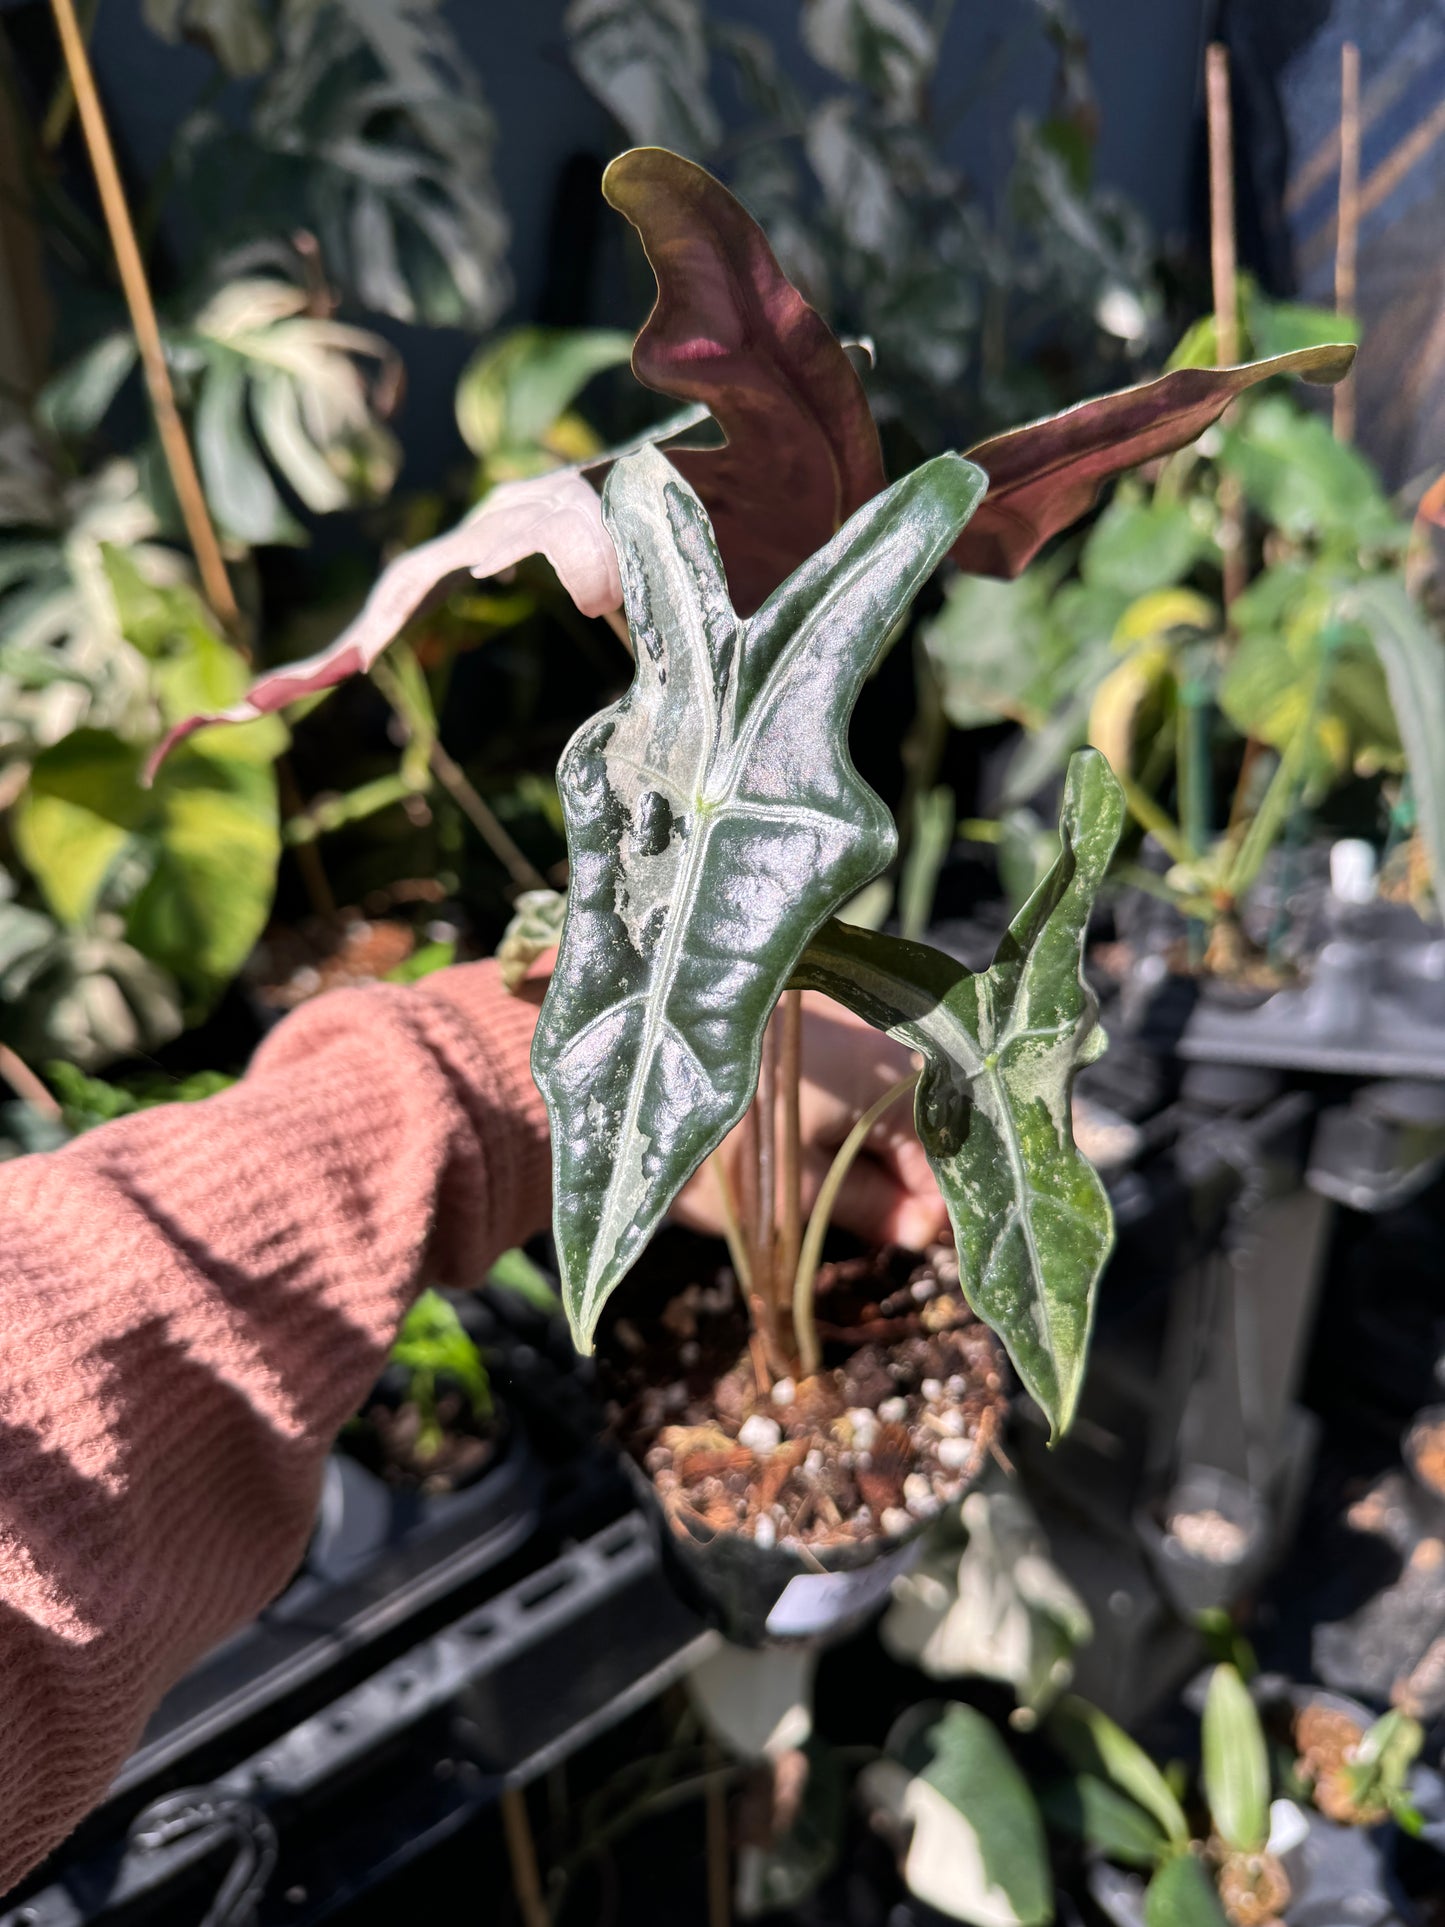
[765,1539,923,1638]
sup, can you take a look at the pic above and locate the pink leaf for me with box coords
[145,469,620,782]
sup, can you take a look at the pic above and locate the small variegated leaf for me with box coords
[533,443,986,1350]
[795,749,1124,1437]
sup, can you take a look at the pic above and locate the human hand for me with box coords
[673,994,948,1252]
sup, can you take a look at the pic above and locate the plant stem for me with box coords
[500,1786,550,1927]
[779,990,803,1296]
[1333,40,1361,444]
[428,738,550,893]
[48,0,241,632]
[1117,772,1192,867]
[707,1151,754,1297]
[275,754,337,919]
[793,1069,920,1380]
[371,652,549,893]
[1206,40,1246,614]
[755,1015,779,1311]
[1225,738,1307,903]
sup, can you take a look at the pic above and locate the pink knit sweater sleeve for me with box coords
[0,961,550,1898]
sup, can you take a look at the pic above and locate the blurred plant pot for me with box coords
[1134,1463,1272,1618]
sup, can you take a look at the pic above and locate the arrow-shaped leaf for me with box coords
[957,345,1357,579]
[795,749,1125,1436]
[603,146,887,614]
[533,442,986,1350]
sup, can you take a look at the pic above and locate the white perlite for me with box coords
[738,1413,783,1454]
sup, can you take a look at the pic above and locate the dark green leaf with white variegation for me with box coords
[533,443,987,1351]
[794,749,1124,1436]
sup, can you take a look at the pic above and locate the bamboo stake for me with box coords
[1334,41,1361,444]
[500,1786,550,1927]
[48,0,239,632]
[1206,41,1246,611]
[0,1043,60,1118]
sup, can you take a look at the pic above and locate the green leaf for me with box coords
[39,334,138,443]
[1082,495,1206,599]
[143,0,274,74]
[886,1702,1054,1925]
[795,751,1124,1437]
[1047,1697,1190,1847]
[1039,1774,1170,1870]
[1201,1664,1270,1854]
[195,353,303,546]
[533,444,985,1351]
[1350,577,1445,910]
[456,326,634,466]
[565,0,720,153]
[602,146,887,613]
[899,784,955,943]
[241,3,511,329]
[15,728,279,1010]
[1221,395,1404,550]
[922,568,1071,731]
[956,345,1357,579]
[800,0,936,114]
[1222,582,1397,794]
[391,1287,492,1425]
[1144,1853,1228,1927]
[487,1247,561,1314]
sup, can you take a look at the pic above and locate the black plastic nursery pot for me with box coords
[597,1232,1010,1649]
[620,1447,939,1648]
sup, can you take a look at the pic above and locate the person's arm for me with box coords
[0,962,547,1898]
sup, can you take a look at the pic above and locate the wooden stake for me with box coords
[500,1785,550,1927]
[1206,41,1246,611]
[48,0,240,632]
[1334,40,1361,443]
[0,1043,60,1118]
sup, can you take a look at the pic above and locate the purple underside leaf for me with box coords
[956,343,1359,579]
[144,469,621,782]
[603,145,886,616]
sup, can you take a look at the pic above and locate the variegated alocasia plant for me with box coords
[150,143,1354,1439]
[532,440,1125,1438]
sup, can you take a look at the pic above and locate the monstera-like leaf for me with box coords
[533,443,985,1349]
[957,344,1357,579]
[603,146,886,613]
[794,750,1125,1436]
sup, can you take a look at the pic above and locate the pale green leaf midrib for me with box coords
[579,554,908,1321]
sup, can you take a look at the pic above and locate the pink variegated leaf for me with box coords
[145,468,621,781]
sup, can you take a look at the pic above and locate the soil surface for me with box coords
[251,915,417,1011]
[1293,1702,1378,1825]
[602,1243,1007,1555]
[346,1391,498,1495]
